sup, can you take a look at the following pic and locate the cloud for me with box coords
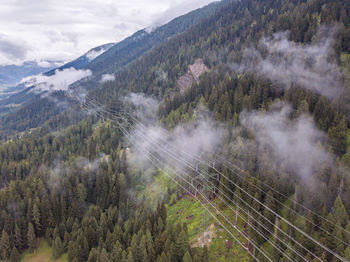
[231,26,342,99]
[86,48,109,62]
[146,0,218,32]
[21,67,92,92]
[123,92,159,121]
[100,73,115,83]
[36,60,53,67]
[0,33,30,65]
[40,154,107,191]
[0,0,217,65]
[125,93,223,175]
[130,118,223,174]
[240,102,332,182]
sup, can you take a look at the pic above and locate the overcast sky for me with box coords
[0,0,216,66]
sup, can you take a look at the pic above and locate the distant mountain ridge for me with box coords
[45,43,115,76]
[86,1,228,76]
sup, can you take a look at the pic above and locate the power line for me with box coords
[76,93,348,261]
[82,98,313,261]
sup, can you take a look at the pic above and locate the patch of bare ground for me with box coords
[176,58,208,95]
[191,223,216,248]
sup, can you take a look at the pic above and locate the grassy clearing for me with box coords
[166,195,207,240]
[167,195,251,261]
[135,169,174,209]
[21,239,67,262]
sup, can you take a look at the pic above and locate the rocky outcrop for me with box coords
[189,58,208,81]
[177,59,208,94]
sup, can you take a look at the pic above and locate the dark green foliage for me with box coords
[27,223,36,251]
[52,236,64,259]
[0,229,11,259]
[10,247,20,262]
[0,0,227,143]
[0,0,349,261]
[183,251,192,262]
[0,121,194,261]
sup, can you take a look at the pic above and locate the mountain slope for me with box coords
[86,0,228,76]
[45,43,115,77]
[0,0,228,140]
[0,0,350,261]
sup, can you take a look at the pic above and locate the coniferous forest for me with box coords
[0,0,350,261]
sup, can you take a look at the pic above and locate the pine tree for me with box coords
[183,251,193,262]
[0,229,11,259]
[32,200,42,234]
[87,248,99,262]
[110,241,123,262]
[52,236,64,259]
[14,224,23,252]
[175,228,189,261]
[27,222,36,251]
[127,250,135,262]
[139,235,148,262]
[332,196,349,227]
[99,248,109,262]
[145,229,155,261]
[345,247,350,260]
[10,247,20,262]
[156,252,168,262]
[68,241,79,262]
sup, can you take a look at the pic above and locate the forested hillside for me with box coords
[0,0,227,142]
[0,0,350,261]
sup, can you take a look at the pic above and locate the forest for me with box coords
[0,0,350,261]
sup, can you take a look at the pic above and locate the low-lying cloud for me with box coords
[232,26,342,99]
[100,73,115,83]
[123,93,159,122]
[130,118,223,175]
[21,67,92,93]
[125,93,223,176]
[240,102,331,182]
[86,47,110,62]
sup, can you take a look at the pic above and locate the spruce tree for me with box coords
[175,229,189,261]
[14,224,23,252]
[10,247,20,262]
[27,222,36,251]
[111,241,123,262]
[332,196,349,227]
[0,229,11,259]
[183,251,193,262]
[345,247,350,260]
[99,248,109,262]
[156,252,168,262]
[32,201,41,234]
[52,236,64,259]
[87,248,99,262]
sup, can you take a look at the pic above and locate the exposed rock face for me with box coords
[189,58,208,81]
[178,73,195,94]
[177,58,208,94]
